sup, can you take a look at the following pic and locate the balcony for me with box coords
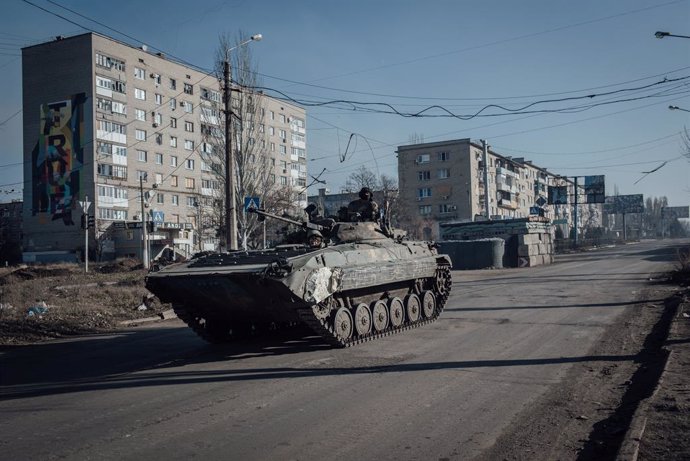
[497,198,518,210]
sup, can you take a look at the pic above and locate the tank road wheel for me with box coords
[354,303,372,336]
[333,307,354,340]
[421,291,436,318]
[405,293,421,323]
[388,297,405,328]
[371,300,389,332]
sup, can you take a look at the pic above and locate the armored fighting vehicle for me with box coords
[145,209,452,347]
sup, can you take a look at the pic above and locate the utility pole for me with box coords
[140,175,149,268]
[223,58,238,251]
[481,139,490,220]
[573,176,579,247]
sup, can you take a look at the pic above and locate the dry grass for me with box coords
[0,260,169,345]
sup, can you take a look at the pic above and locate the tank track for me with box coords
[297,264,452,347]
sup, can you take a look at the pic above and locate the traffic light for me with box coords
[88,216,95,228]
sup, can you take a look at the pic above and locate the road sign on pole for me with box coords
[244,196,261,211]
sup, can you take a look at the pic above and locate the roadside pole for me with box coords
[573,177,579,247]
[78,196,92,273]
[481,139,490,220]
[140,175,149,268]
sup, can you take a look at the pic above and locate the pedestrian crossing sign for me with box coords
[244,196,261,211]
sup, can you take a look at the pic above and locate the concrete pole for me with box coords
[140,175,149,268]
[481,140,490,220]
[223,59,238,251]
[573,177,579,247]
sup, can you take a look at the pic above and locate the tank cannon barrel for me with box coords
[248,207,328,232]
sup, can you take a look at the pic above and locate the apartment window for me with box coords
[134,67,145,80]
[170,136,177,148]
[134,88,146,100]
[137,170,147,181]
[184,140,194,151]
[137,150,147,162]
[416,154,430,164]
[153,113,162,126]
[185,177,195,189]
[183,102,193,113]
[183,83,193,95]
[439,204,455,214]
[270,142,275,152]
[417,188,432,198]
[153,93,161,105]
[111,101,126,115]
[95,52,125,71]
[292,147,306,158]
[184,121,194,132]
[135,129,146,141]
[279,145,287,154]
[418,170,431,181]
[156,193,164,204]
[419,205,432,215]
[269,126,275,136]
[135,109,146,121]
[185,159,195,170]
[172,195,179,206]
[152,73,161,85]
[170,175,178,187]
[154,173,163,185]
[279,129,287,139]
[187,196,197,207]
[170,117,177,128]
[437,168,450,179]
[98,120,126,134]
[169,98,177,111]
[155,133,162,145]
[438,151,450,161]
[280,176,287,185]
[259,124,265,133]
[169,78,176,90]
[280,114,286,123]
[270,111,275,120]
[200,87,220,103]
[170,156,178,167]
[155,153,163,165]
[96,76,124,93]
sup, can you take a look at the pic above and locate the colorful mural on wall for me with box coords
[31,93,87,225]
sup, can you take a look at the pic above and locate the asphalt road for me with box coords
[0,239,685,460]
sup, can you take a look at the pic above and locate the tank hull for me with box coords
[146,224,452,347]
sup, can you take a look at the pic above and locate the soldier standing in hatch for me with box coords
[347,187,379,222]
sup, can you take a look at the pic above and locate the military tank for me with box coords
[145,209,452,347]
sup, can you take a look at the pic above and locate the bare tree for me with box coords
[203,32,296,250]
[344,165,380,192]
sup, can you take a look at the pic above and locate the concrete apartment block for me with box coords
[21,33,306,262]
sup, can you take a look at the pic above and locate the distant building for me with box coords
[307,188,391,220]
[21,32,307,262]
[397,138,598,240]
[0,200,23,264]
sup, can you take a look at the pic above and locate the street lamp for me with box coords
[224,33,262,251]
[669,105,690,113]
[655,31,690,39]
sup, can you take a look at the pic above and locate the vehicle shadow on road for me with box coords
[444,298,667,312]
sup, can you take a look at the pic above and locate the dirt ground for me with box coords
[0,260,169,345]
[0,258,688,459]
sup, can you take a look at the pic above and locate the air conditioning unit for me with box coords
[150,73,156,78]
[179,102,185,108]
[450,205,457,211]
[416,197,423,201]
[152,122,159,127]
[442,195,450,200]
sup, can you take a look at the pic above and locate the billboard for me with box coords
[584,175,605,204]
[548,186,568,205]
[609,194,644,214]
[662,206,690,219]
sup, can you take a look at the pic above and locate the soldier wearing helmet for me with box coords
[306,229,325,249]
[347,187,379,222]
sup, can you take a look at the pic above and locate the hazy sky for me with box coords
[2,0,689,206]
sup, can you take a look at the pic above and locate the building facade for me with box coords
[0,200,23,264]
[397,139,596,240]
[22,33,306,262]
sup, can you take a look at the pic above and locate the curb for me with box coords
[119,309,177,326]
[615,297,684,461]
[615,350,672,461]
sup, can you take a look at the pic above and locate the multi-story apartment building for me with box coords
[0,200,23,264]
[397,138,594,240]
[21,33,306,262]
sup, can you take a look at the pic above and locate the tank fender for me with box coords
[304,267,343,304]
[436,254,452,267]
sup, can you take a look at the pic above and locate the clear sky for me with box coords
[2,0,689,206]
